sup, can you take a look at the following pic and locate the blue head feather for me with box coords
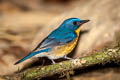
[59,18,82,31]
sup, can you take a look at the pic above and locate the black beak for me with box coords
[80,19,90,24]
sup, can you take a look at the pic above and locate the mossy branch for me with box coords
[2,47,120,80]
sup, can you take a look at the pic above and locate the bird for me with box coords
[14,18,89,65]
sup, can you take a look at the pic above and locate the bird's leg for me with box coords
[51,59,56,64]
[64,55,72,60]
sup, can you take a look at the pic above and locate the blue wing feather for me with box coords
[14,48,51,65]
[33,29,76,51]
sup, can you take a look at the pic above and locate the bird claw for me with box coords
[64,55,72,60]
[51,59,56,64]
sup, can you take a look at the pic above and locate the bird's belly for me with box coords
[34,52,48,57]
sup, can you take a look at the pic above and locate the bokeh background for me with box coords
[0,0,120,79]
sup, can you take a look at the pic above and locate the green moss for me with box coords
[54,64,61,69]
[25,71,38,78]
[25,68,42,79]
[85,56,93,62]
[46,65,54,72]
[22,47,120,80]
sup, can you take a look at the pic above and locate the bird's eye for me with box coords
[73,21,77,25]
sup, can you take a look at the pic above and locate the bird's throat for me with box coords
[75,27,81,36]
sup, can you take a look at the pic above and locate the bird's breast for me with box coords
[50,36,79,57]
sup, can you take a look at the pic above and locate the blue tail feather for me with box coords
[14,48,50,65]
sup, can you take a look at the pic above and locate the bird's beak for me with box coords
[80,20,90,24]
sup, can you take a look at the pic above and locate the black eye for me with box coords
[73,21,77,25]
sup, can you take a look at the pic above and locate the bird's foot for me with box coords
[64,55,72,60]
[64,55,75,62]
[51,59,56,64]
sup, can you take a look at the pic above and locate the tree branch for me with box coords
[1,47,120,80]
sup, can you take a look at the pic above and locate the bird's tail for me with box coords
[14,48,50,65]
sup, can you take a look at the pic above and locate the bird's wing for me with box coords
[32,30,77,52]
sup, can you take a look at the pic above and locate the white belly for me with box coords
[34,52,63,59]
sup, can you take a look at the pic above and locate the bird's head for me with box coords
[60,18,90,31]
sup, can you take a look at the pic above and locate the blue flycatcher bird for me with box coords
[14,18,89,65]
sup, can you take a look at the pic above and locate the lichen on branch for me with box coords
[1,47,120,80]
[21,47,120,80]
